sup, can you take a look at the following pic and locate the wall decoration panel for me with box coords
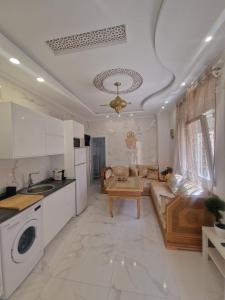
[87,116,157,166]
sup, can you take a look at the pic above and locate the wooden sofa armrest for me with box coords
[101,167,113,193]
[164,194,212,250]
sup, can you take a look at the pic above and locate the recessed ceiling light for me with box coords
[106,115,109,118]
[9,57,20,65]
[181,82,186,87]
[205,36,213,42]
[164,100,169,104]
[130,113,134,117]
[161,106,165,110]
[36,77,45,82]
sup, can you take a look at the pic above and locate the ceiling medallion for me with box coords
[93,68,143,94]
[100,82,131,114]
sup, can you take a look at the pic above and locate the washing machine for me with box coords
[0,201,44,299]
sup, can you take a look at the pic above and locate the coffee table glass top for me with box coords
[106,177,143,192]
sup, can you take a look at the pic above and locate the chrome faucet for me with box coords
[28,172,40,187]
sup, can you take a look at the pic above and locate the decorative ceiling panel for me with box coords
[46,24,126,55]
[93,68,143,94]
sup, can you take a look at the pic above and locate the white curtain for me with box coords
[174,74,216,188]
[173,99,187,176]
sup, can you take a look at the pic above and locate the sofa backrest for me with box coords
[136,165,158,180]
[112,166,129,177]
[105,164,159,180]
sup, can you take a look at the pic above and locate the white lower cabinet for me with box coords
[43,182,75,248]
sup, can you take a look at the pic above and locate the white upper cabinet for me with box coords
[46,116,64,136]
[13,104,46,158]
[45,115,64,155]
[0,102,64,159]
[73,121,84,139]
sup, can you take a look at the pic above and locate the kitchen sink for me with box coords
[25,184,55,194]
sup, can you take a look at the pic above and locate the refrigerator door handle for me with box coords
[75,162,86,166]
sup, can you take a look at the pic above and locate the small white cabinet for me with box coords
[43,182,75,247]
[64,120,85,179]
[0,102,65,158]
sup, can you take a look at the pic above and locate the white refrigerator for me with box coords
[74,148,88,215]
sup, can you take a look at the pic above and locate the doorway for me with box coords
[91,137,106,179]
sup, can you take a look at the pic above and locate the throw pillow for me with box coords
[167,174,184,194]
[138,166,149,178]
[105,168,113,180]
[147,168,158,180]
[177,179,200,196]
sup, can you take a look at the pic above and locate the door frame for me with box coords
[90,136,106,180]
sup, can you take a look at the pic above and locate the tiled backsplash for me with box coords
[0,155,64,192]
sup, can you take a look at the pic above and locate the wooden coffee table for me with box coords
[106,177,143,219]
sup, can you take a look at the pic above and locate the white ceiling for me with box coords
[0,0,225,121]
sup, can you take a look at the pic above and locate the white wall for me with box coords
[87,116,157,166]
[157,107,175,171]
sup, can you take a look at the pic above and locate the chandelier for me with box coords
[100,82,131,114]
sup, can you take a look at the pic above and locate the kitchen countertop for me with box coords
[0,178,76,224]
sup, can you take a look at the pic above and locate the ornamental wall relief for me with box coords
[125,131,138,164]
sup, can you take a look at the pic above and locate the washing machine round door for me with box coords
[11,219,38,263]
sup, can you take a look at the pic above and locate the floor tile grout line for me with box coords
[51,274,113,289]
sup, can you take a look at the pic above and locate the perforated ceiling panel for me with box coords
[46,24,126,55]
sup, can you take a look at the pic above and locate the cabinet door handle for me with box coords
[35,205,41,211]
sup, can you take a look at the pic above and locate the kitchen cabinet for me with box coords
[45,115,64,155]
[0,102,45,158]
[0,102,64,158]
[64,120,85,179]
[13,104,46,158]
[73,120,84,139]
[43,182,75,247]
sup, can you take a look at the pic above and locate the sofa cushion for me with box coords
[112,166,129,177]
[166,174,184,194]
[138,165,158,178]
[159,195,174,214]
[150,180,175,207]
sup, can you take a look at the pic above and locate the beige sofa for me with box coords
[101,165,159,195]
[149,174,212,250]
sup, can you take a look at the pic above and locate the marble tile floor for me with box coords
[9,181,224,300]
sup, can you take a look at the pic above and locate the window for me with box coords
[205,110,215,160]
[187,119,210,180]
[186,110,215,184]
